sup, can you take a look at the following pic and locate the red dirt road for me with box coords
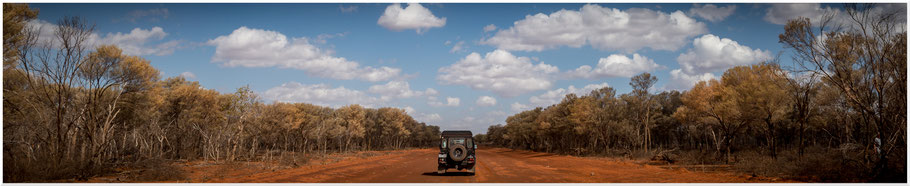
[208,147,781,183]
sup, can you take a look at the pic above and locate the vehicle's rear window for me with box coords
[447,138,473,147]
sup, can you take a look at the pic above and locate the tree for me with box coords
[779,4,906,178]
[652,90,683,148]
[10,15,97,177]
[675,80,746,163]
[336,104,366,151]
[629,73,658,152]
[785,72,819,157]
[3,3,38,69]
[722,63,790,159]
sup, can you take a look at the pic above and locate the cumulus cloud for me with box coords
[483,24,497,32]
[437,49,559,97]
[668,34,761,90]
[764,3,839,25]
[429,96,460,107]
[568,53,661,79]
[449,41,466,53]
[481,4,707,52]
[424,88,439,96]
[511,102,530,112]
[404,106,442,123]
[475,96,497,107]
[208,27,401,82]
[446,97,460,106]
[27,19,179,56]
[377,3,446,34]
[529,82,609,107]
[368,81,437,100]
[677,34,772,75]
[666,69,716,90]
[179,71,196,79]
[418,113,442,123]
[95,27,179,56]
[688,4,736,22]
[764,3,906,34]
[262,82,382,107]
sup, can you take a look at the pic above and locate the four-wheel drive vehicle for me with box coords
[437,130,476,175]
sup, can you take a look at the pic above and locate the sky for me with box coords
[25,3,907,134]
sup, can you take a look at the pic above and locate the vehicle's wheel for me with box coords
[449,144,467,161]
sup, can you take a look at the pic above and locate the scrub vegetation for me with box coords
[478,4,906,182]
[3,4,440,182]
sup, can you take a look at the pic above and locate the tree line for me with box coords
[2,4,440,182]
[478,4,905,182]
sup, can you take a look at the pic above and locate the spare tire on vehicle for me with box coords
[449,144,467,161]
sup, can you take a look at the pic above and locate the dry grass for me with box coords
[276,151,311,168]
[729,147,902,182]
[617,146,905,182]
[123,159,188,182]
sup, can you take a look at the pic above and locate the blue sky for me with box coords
[25,3,906,134]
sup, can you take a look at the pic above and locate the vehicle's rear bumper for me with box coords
[439,161,475,169]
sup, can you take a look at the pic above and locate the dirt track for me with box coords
[206,147,782,183]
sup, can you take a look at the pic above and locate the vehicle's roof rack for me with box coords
[441,130,473,137]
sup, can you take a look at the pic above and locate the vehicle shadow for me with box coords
[421,172,474,176]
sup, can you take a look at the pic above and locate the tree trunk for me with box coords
[766,116,777,159]
[798,116,805,158]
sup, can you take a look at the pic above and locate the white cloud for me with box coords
[511,102,530,112]
[403,106,416,114]
[449,41,466,53]
[208,27,401,82]
[95,27,177,56]
[529,82,609,107]
[377,3,446,34]
[424,88,439,96]
[262,82,382,108]
[179,71,196,79]
[666,69,716,91]
[429,96,460,107]
[764,4,906,34]
[764,3,839,25]
[368,81,437,100]
[446,97,460,106]
[677,34,772,74]
[403,106,442,123]
[437,49,559,97]
[419,113,442,123]
[313,32,346,44]
[27,19,179,56]
[568,53,661,79]
[481,4,707,52]
[475,96,497,107]
[483,24,497,32]
[688,4,736,22]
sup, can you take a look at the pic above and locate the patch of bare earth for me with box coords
[83,147,794,183]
